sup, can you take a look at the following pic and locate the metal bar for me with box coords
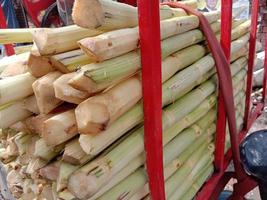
[0,5,14,56]
[262,32,267,103]
[137,0,165,199]
[214,0,233,172]
[244,0,260,129]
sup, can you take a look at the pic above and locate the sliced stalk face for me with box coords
[75,75,142,134]
[28,44,55,78]
[53,73,89,104]
[32,71,63,114]
[43,109,78,146]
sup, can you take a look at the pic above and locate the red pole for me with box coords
[262,32,267,104]
[137,0,165,199]
[0,5,15,56]
[244,0,259,129]
[214,0,233,172]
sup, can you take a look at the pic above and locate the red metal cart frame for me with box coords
[0,0,266,199]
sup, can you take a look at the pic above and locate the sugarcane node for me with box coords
[72,0,105,29]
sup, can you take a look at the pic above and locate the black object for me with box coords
[240,129,267,200]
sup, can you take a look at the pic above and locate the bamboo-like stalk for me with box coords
[25,114,54,136]
[50,49,92,72]
[70,44,206,93]
[13,132,32,156]
[39,161,60,181]
[32,71,63,114]
[28,44,55,78]
[96,122,216,200]
[68,81,216,198]
[0,72,36,105]
[78,12,219,61]
[34,138,64,161]
[180,165,214,200]
[79,73,216,154]
[129,128,215,200]
[26,158,48,175]
[42,109,78,146]
[165,150,214,198]
[22,95,40,114]
[0,101,32,129]
[70,28,204,92]
[58,189,76,200]
[72,0,186,30]
[69,21,243,93]
[0,28,37,44]
[62,139,91,165]
[14,44,33,55]
[76,75,142,134]
[53,73,89,104]
[0,60,28,77]
[0,52,29,73]
[32,25,103,55]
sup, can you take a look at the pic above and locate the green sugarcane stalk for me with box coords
[179,165,214,200]
[168,158,214,200]
[34,138,65,161]
[165,150,214,199]
[96,124,216,200]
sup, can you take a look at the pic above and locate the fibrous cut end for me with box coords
[72,0,105,29]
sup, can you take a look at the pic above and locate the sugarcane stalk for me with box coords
[0,28,37,44]
[14,44,33,55]
[62,139,91,165]
[68,81,216,198]
[39,161,60,181]
[70,44,206,93]
[50,49,93,73]
[78,12,219,61]
[42,109,78,146]
[58,189,76,200]
[13,132,32,156]
[0,72,36,105]
[22,95,40,114]
[0,52,29,73]
[25,114,54,136]
[32,71,63,114]
[129,127,215,200]
[180,165,214,200]
[32,25,103,55]
[53,73,89,104]
[75,75,142,134]
[34,138,64,161]
[165,149,214,198]
[26,158,48,175]
[28,44,55,78]
[72,0,186,30]
[69,21,244,93]
[0,59,28,77]
[89,154,145,200]
[96,122,216,200]
[0,101,32,129]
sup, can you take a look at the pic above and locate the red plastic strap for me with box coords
[161,2,246,180]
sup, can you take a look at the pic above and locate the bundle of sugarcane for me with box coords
[0,0,253,199]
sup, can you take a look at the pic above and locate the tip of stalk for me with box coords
[68,171,99,199]
[72,0,105,29]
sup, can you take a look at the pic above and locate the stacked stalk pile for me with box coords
[0,0,253,199]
